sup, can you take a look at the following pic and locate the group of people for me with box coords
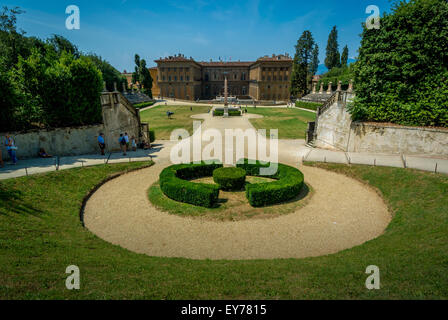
[98,132,150,156]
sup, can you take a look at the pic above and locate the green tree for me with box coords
[290,30,317,98]
[86,54,126,92]
[310,44,319,76]
[325,26,340,70]
[340,45,348,67]
[349,0,448,127]
[0,57,19,130]
[132,54,153,98]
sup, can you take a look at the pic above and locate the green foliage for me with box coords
[133,101,155,109]
[341,45,348,67]
[325,26,341,70]
[290,30,318,98]
[149,130,155,143]
[85,54,126,92]
[0,6,109,131]
[295,100,322,111]
[132,54,153,98]
[213,167,246,191]
[350,0,448,127]
[318,64,354,90]
[213,109,241,116]
[159,162,222,208]
[236,159,304,207]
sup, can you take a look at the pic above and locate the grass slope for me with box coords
[0,162,447,299]
[139,105,211,140]
[247,108,316,139]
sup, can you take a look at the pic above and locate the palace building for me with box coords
[152,53,293,102]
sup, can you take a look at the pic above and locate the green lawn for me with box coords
[248,108,316,139]
[0,162,447,299]
[139,105,211,140]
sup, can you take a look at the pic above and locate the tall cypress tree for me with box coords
[341,45,349,67]
[310,44,319,76]
[132,54,153,97]
[325,26,341,70]
[290,30,317,98]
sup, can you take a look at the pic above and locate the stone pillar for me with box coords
[347,79,354,93]
[337,80,342,91]
[103,81,107,92]
[122,82,126,93]
[327,82,333,94]
[319,82,324,94]
[312,82,317,94]
[113,82,118,92]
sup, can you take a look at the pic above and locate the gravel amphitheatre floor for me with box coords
[83,113,391,260]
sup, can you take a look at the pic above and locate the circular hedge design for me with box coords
[159,159,304,208]
[213,167,246,191]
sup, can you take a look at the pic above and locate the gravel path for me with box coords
[83,113,391,260]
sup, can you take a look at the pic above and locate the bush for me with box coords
[159,162,222,208]
[213,167,246,191]
[350,0,448,127]
[236,159,304,207]
[134,101,155,109]
[213,109,241,116]
[149,130,155,143]
[295,101,322,111]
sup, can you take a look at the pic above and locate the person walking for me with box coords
[98,133,106,155]
[119,134,127,156]
[124,132,130,150]
[5,134,18,165]
[131,136,137,152]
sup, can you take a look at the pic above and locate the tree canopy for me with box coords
[324,26,341,70]
[349,0,448,127]
[290,30,318,98]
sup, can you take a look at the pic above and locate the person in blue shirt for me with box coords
[118,133,127,156]
[98,133,106,155]
[4,134,18,165]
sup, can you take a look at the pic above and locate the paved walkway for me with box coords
[1,112,447,180]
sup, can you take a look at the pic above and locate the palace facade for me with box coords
[154,53,293,102]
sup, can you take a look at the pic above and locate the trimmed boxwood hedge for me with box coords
[159,162,223,208]
[236,159,304,207]
[213,167,246,191]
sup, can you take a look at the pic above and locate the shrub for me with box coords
[213,110,224,116]
[213,167,246,191]
[149,130,155,143]
[228,110,241,116]
[236,159,304,207]
[295,101,322,111]
[350,0,448,127]
[134,101,155,109]
[159,162,222,208]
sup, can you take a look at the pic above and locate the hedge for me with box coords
[213,110,241,116]
[236,159,304,207]
[213,167,246,191]
[149,130,155,143]
[295,101,322,111]
[134,101,155,109]
[159,162,222,208]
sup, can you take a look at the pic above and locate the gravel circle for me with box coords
[84,163,391,260]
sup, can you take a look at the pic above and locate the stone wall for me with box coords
[1,91,144,160]
[1,124,104,160]
[314,92,448,156]
[348,123,448,155]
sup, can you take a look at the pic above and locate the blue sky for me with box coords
[4,0,393,73]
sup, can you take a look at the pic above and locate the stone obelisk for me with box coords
[223,75,229,117]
